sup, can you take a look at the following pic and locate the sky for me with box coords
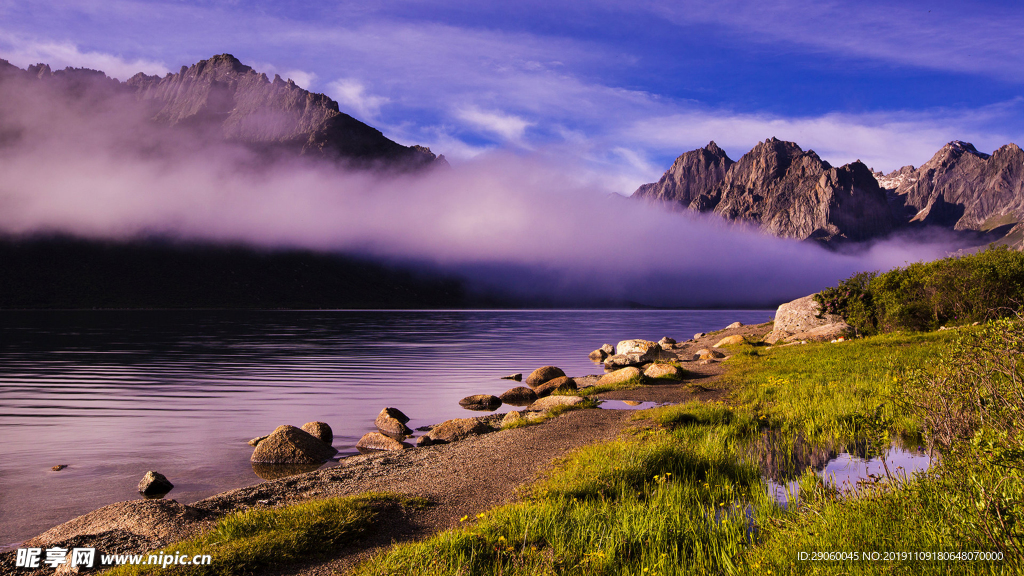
[2,0,1023,192]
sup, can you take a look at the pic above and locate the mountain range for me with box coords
[634,138,1024,247]
[0,53,443,169]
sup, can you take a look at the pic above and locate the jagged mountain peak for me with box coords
[120,54,438,167]
[704,140,727,156]
[634,137,893,242]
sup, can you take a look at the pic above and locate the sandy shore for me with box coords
[0,322,769,576]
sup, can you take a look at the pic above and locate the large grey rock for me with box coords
[427,417,493,443]
[615,339,661,358]
[250,425,338,464]
[526,366,566,388]
[300,421,333,445]
[602,340,661,369]
[528,395,585,411]
[787,322,854,343]
[534,376,577,398]
[356,432,408,452]
[138,471,173,496]
[766,294,845,344]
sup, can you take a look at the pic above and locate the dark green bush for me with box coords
[816,246,1024,334]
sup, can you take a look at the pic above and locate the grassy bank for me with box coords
[105,493,425,576]
[350,327,1020,575]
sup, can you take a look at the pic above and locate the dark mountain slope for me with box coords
[0,236,467,309]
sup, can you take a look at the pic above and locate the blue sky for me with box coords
[2,0,1023,190]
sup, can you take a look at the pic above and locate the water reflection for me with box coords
[739,431,935,505]
[251,462,327,481]
[0,308,771,547]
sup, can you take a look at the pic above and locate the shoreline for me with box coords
[1,322,767,575]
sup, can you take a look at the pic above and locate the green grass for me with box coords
[724,332,957,445]
[578,374,645,396]
[352,418,776,576]
[351,327,1019,575]
[105,493,424,576]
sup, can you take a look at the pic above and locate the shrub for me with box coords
[816,246,1024,334]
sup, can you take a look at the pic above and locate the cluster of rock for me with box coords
[249,421,338,464]
[593,339,665,369]
[354,408,414,451]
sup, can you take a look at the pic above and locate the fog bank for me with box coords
[0,67,959,307]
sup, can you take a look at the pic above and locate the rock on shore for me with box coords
[356,432,409,452]
[535,376,577,397]
[526,366,566,387]
[499,386,538,405]
[301,421,333,445]
[251,425,338,464]
[428,418,493,443]
[765,294,852,343]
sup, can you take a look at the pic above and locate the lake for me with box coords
[0,309,773,547]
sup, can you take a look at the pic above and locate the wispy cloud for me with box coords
[633,0,1024,81]
[0,33,169,80]
[621,104,1024,175]
[328,78,390,121]
[455,106,534,142]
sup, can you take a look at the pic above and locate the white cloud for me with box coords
[621,103,1024,175]
[250,61,318,89]
[283,69,317,90]
[328,78,390,121]
[455,106,534,142]
[0,35,169,80]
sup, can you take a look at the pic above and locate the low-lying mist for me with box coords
[0,66,961,308]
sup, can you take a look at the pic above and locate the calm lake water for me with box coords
[0,309,774,547]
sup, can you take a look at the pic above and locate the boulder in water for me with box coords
[138,471,174,496]
[459,394,503,410]
[499,386,538,406]
[300,421,333,445]
[250,425,338,464]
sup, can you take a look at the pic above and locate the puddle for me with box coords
[598,400,667,410]
[767,445,933,506]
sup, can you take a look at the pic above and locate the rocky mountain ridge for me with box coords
[634,138,894,242]
[0,54,442,168]
[636,138,1024,246]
